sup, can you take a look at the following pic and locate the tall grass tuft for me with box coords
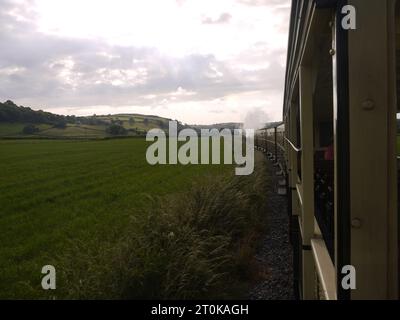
[57,157,268,299]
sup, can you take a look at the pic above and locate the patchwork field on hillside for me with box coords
[0,113,172,139]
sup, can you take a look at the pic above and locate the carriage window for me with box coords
[313,23,335,262]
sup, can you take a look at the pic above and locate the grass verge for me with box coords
[57,154,268,299]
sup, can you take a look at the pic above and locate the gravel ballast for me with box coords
[249,155,294,300]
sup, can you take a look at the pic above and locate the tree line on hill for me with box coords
[0,100,108,127]
[0,100,171,136]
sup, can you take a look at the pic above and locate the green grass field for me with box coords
[0,123,26,136]
[38,124,108,138]
[0,123,54,137]
[0,138,235,299]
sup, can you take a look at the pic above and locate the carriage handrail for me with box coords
[256,137,286,152]
[267,139,285,152]
[284,136,302,153]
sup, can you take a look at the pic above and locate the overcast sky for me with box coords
[0,0,290,125]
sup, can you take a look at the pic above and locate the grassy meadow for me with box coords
[0,137,268,299]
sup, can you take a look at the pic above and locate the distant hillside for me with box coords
[0,100,251,139]
[0,100,175,139]
[0,100,107,126]
[0,100,69,124]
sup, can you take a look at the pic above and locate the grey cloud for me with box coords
[0,5,239,108]
[0,13,243,109]
[0,0,288,114]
